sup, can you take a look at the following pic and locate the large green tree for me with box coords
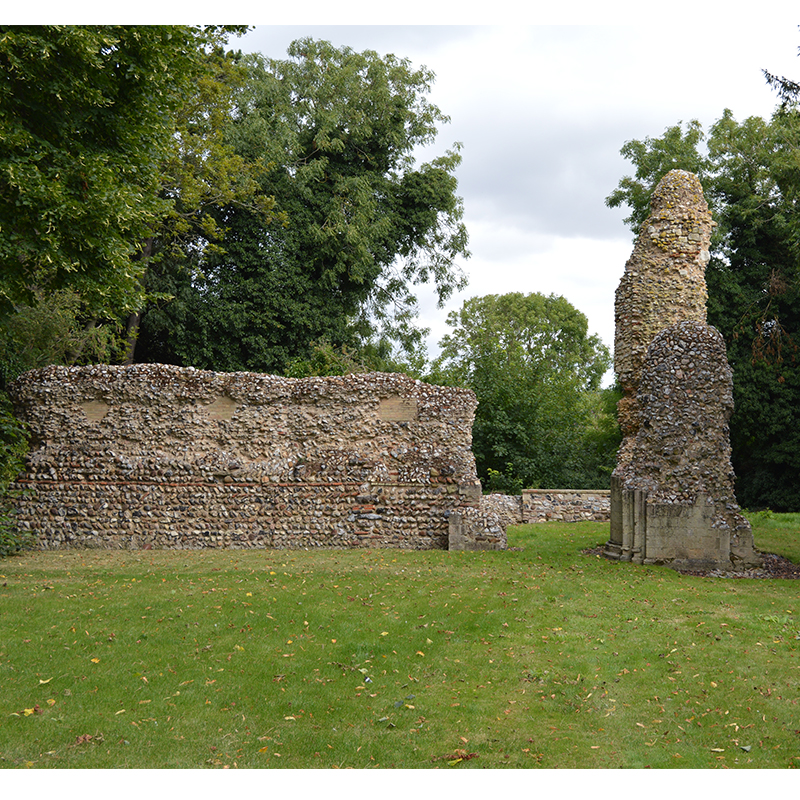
[0,25,275,369]
[606,106,800,510]
[429,292,613,491]
[135,39,469,373]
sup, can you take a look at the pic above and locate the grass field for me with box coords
[1,514,798,770]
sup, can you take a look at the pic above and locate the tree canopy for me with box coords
[606,97,800,510]
[0,26,264,320]
[135,38,469,374]
[429,292,614,491]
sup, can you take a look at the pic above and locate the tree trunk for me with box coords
[121,237,154,365]
[122,311,141,365]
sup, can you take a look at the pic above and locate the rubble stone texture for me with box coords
[522,489,610,523]
[8,364,506,551]
[605,170,760,570]
[614,169,712,470]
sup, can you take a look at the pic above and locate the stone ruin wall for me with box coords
[522,489,610,524]
[615,320,757,566]
[8,364,506,551]
[605,170,759,570]
[474,491,612,526]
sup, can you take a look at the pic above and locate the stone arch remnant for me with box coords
[8,365,505,551]
[604,170,760,570]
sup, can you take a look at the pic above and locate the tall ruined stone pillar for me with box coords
[614,170,712,470]
[604,170,760,570]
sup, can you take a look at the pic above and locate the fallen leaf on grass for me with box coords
[434,749,478,766]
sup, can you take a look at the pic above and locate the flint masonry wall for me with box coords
[478,490,612,526]
[605,170,759,570]
[523,490,610,523]
[8,364,506,551]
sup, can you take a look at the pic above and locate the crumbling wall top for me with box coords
[10,364,479,488]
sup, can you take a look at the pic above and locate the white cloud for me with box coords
[418,230,631,358]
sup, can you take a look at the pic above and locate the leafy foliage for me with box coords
[0,392,30,558]
[579,384,624,487]
[605,119,712,232]
[0,290,123,390]
[485,464,524,496]
[0,26,228,316]
[136,39,469,373]
[763,30,800,109]
[430,292,613,490]
[0,25,274,368]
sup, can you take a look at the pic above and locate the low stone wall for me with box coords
[522,489,610,523]
[480,493,524,527]
[8,364,505,551]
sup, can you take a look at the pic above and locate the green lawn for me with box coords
[1,516,798,769]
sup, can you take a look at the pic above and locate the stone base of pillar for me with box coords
[604,478,761,571]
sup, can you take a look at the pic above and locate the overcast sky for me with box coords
[236,12,800,381]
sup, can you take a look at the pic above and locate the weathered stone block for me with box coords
[448,508,506,551]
